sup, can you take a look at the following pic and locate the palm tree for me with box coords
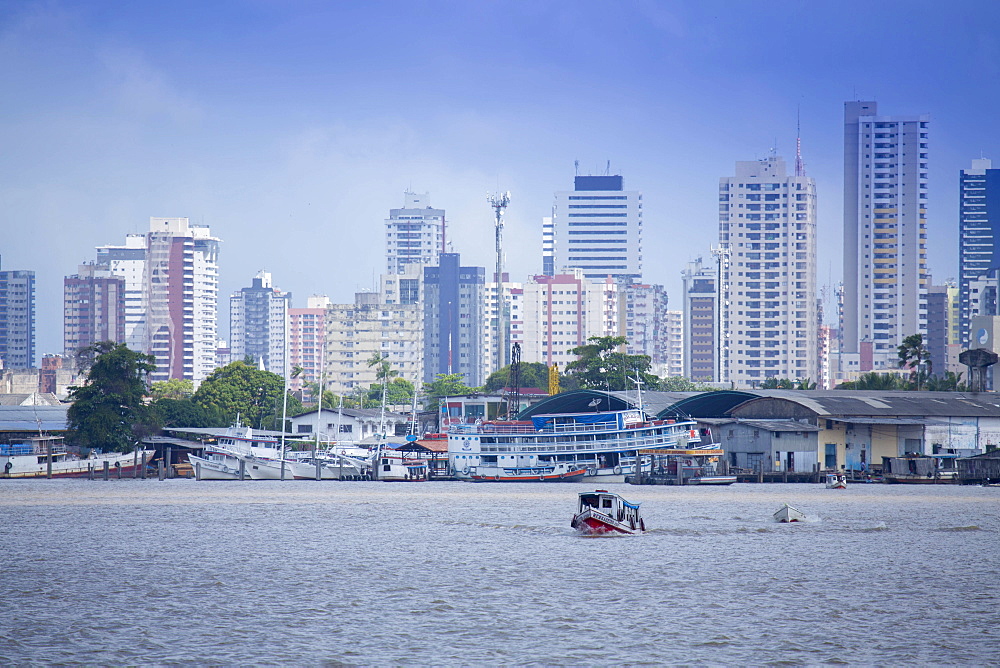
[898,333,931,390]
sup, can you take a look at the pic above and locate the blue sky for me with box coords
[3,0,999,362]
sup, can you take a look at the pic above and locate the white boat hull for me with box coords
[2,450,152,478]
[774,504,806,523]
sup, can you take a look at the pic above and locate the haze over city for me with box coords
[3,0,1000,359]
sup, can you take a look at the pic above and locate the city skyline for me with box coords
[3,1,1000,361]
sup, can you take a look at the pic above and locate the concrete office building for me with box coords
[229,271,291,376]
[719,155,817,386]
[959,158,1000,344]
[552,174,642,284]
[842,101,929,369]
[0,259,35,369]
[63,263,126,357]
[681,258,716,382]
[95,234,147,352]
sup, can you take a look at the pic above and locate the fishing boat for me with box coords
[571,489,646,535]
[773,503,806,523]
[373,448,428,481]
[1,436,152,478]
[465,461,587,482]
[188,422,286,480]
[825,473,847,489]
[448,409,707,480]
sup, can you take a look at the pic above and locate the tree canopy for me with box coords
[483,362,551,393]
[422,373,482,411]
[898,333,931,390]
[562,336,660,392]
[366,377,415,407]
[192,361,303,431]
[66,342,159,453]
[150,378,195,401]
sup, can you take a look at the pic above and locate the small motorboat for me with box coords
[571,490,646,535]
[825,473,847,489]
[773,503,806,523]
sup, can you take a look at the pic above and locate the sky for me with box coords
[3,0,1000,362]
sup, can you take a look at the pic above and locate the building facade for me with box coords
[144,217,221,383]
[95,234,147,351]
[681,258,717,382]
[229,271,291,376]
[63,263,126,357]
[514,269,620,367]
[842,101,929,368]
[552,174,642,284]
[719,155,817,386]
[622,283,670,366]
[288,295,329,401]
[385,191,444,277]
[422,253,485,387]
[0,259,35,369]
[663,310,684,378]
[959,158,1000,345]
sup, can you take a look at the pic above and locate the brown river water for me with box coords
[1,480,998,665]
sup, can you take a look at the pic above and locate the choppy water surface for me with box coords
[1,480,998,665]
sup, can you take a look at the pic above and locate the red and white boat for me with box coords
[1,436,152,478]
[571,489,646,535]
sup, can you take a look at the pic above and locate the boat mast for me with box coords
[632,368,644,416]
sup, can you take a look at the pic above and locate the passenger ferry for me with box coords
[448,409,705,480]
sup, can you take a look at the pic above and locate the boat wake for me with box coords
[933,525,983,532]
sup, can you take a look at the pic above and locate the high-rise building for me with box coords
[926,283,959,378]
[552,174,642,284]
[541,214,555,276]
[0,258,35,369]
[663,310,684,379]
[63,263,126,357]
[95,234,147,351]
[622,283,670,366]
[720,155,817,386]
[842,101,929,367]
[484,273,521,378]
[324,281,422,396]
[144,217,221,383]
[385,192,445,277]
[229,271,291,376]
[959,158,1000,344]
[515,270,619,366]
[681,258,716,382]
[422,253,485,387]
[288,296,329,401]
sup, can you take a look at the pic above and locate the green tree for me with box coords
[192,361,303,430]
[563,336,660,391]
[66,342,159,453]
[483,362,551,393]
[422,373,482,411]
[898,333,931,390]
[150,378,195,401]
[836,372,908,390]
[152,398,228,428]
[367,377,415,406]
[925,371,969,392]
[658,376,716,392]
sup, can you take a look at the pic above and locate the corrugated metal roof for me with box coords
[698,418,820,432]
[0,405,68,432]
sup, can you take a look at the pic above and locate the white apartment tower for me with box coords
[719,155,817,386]
[552,175,642,284]
[95,234,147,351]
[842,101,929,367]
[385,192,445,278]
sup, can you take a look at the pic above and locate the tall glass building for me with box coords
[959,158,1000,345]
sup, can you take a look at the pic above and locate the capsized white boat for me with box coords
[773,503,806,523]
[571,489,646,535]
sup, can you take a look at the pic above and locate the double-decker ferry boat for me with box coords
[448,409,706,480]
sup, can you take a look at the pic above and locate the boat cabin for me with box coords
[577,490,641,526]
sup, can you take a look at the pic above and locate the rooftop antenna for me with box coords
[795,107,806,177]
[605,160,611,176]
[574,160,579,176]
[488,191,511,375]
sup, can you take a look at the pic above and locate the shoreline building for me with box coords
[63,263,126,357]
[385,192,445,277]
[229,271,291,376]
[0,258,35,369]
[842,101,929,371]
[552,174,642,284]
[422,253,485,387]
[719,155,818,386]
[144,217,221,383]
[959,158,1000,345]
[623,283,669,366]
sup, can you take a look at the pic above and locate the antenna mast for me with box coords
[795,108,806,177]
[488,191,511,375]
